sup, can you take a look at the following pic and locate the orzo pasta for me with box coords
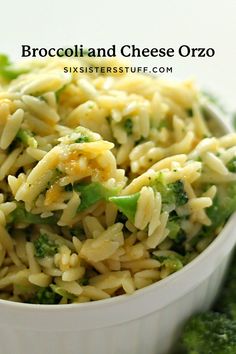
[0,53,235,304]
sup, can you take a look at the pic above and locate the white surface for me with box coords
[0,0,236,111]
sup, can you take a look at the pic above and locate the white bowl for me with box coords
[0,104,235,354]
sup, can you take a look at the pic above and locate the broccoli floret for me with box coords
[75,135,91,143]
[123,118,133,135]
[169,180,188,206]
[214,257,236,320]
[153,175,188,207]
[167,220,181,240]
[152,174,175,205]
[179,312,236,354]
[190,182,236,249]
[16,129,37,148]
[0,53,28,80]
[206,182,236,233]
[167,212,187,253]
[34,234,58,258]
[28,287,61,304]
[110,176,189,223]
[227,157,236,173]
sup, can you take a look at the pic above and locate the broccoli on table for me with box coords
[34,234,58,258]
[179,312,236,354]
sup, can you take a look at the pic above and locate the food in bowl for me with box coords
[0,54,235,304]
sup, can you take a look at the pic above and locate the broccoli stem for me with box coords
[74,182,118,212]
[9,204,57,225]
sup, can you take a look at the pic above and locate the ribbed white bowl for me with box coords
[0,104,234,354]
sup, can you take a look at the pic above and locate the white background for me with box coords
[0,0,235,112]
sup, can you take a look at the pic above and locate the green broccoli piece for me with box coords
[169,180,188,206]
[152,254,183,273]
[75,182,118,212]
[28,287,61,304]
[75,135,91,143]
[74,126,95,143]
[109,176,188,223]
[9,203,57,225]
[189,182,236,249]
[109,192,140,222]
[167,214,186,242]
[153,174,188,206]
[123,118,133,135]
[206,182,236,233]
[186,108,193,117]
[233,113,236,131]
[226,157,236,173]
[179,312,236,354]
[50,285,76,300]
[214,257,236,320]
[34,234,58,258]
[16,129,37,148]
[0,54,28,80]
[163,256,183,273]
[0,54,9,67]
[152,174,176,205]
[167,219,181,240]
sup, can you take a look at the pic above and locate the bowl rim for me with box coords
[0,103,234,314]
